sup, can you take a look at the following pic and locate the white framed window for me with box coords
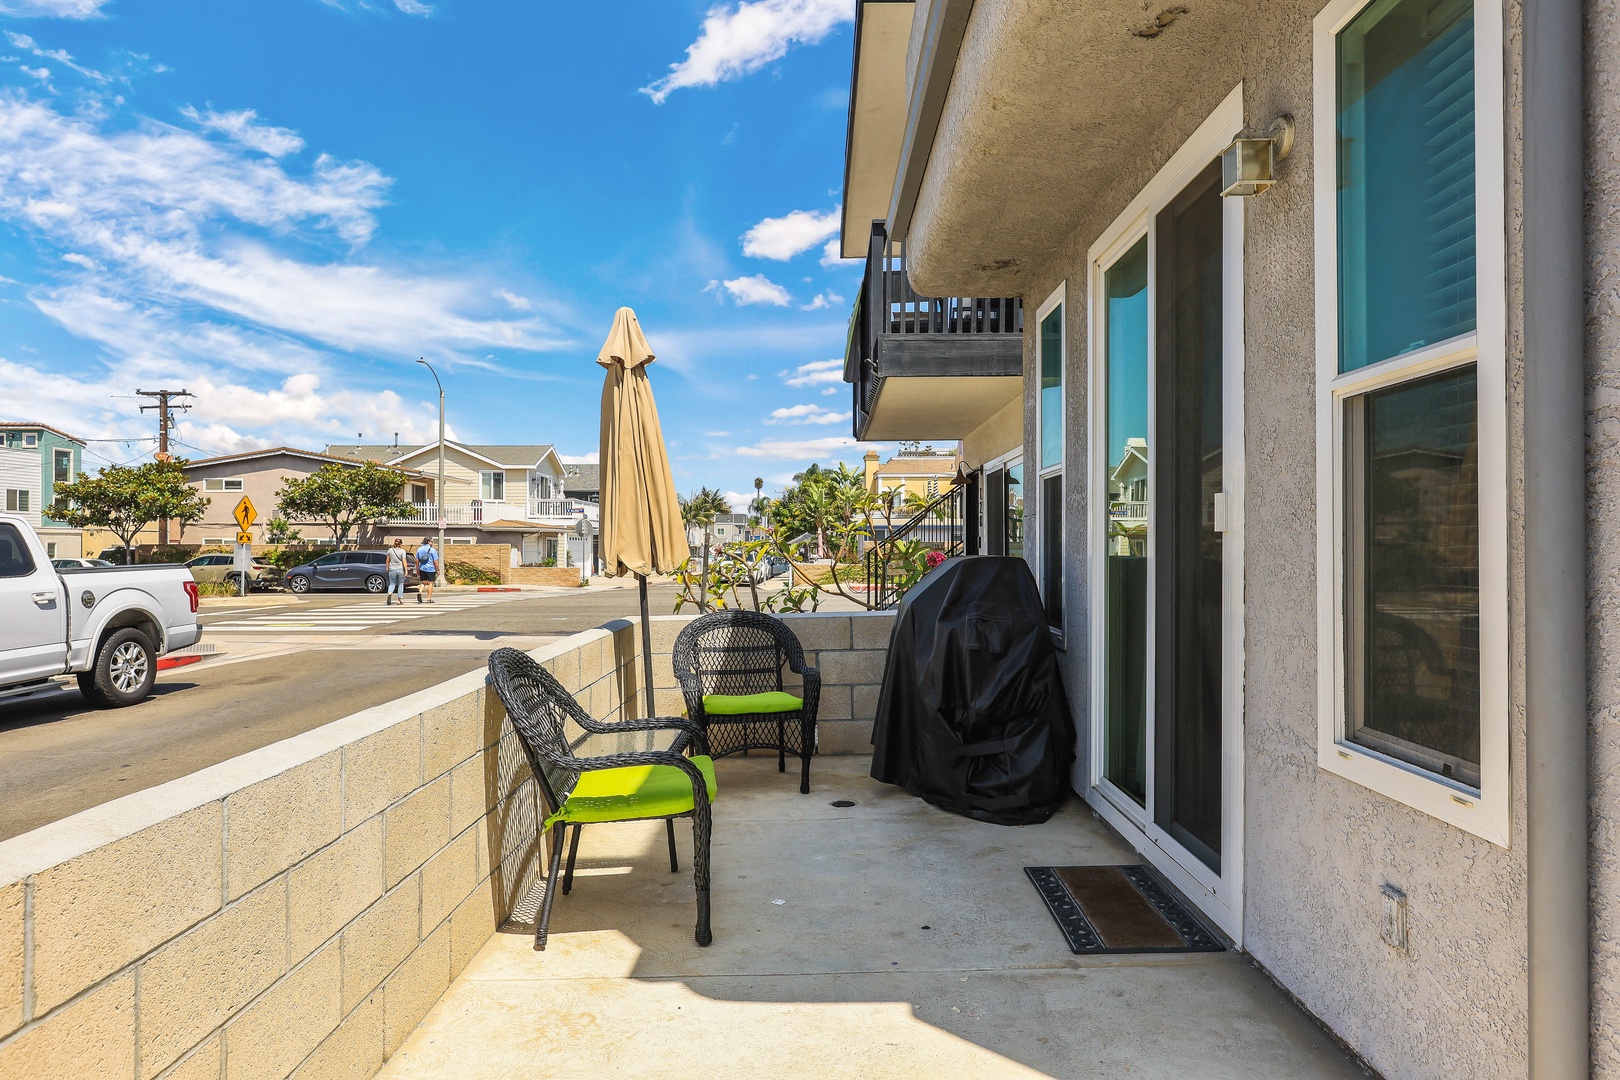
[480,471,505,501]
[21,433,36,448]
[201,537,230,545]
[446,536,475,545]
[5,489,29,513]
[203,477,245,492]
[53,449,72,484]
[1036,282,1066,638]
[46,541,56,558]
[1314,0,1508,845]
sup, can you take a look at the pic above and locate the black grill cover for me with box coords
[870,556,1074,825]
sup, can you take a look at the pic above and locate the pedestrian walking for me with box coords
[385,538,408,604]
[416,536,440,603]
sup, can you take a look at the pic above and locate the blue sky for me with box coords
[0,0,882,508]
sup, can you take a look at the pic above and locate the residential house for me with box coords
[0,421,86,558]
[839,0,1611,1074]
[178,447,431,546]
[561,463,599,504]
[326,441,591,565]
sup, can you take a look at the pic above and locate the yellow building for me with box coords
[862,448,958,507]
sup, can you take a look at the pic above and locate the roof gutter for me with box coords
[885,0,975,243]
[1522,0,1589,1075]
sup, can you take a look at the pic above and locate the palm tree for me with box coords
[679,486,731,610]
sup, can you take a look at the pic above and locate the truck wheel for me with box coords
[78,627,156,708]
[364,574,386,594]
[287,574,311,594]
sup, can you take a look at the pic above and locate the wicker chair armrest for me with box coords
[578,714,700,739]
[797,664,821,689]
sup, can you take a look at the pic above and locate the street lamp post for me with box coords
[417,359,446,561]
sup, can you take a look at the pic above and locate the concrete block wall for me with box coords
[0,623,657,1080]
[504,566,585,588]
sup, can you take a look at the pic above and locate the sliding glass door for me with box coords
[1088,98,1245,938]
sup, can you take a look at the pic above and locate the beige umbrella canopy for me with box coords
[596,306,687,577]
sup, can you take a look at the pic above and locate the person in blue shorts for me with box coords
[416,536,440,603]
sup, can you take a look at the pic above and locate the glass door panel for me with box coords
[1154,162,1224,872]
[1102,237,1150,805]
[1005,462,1024,560]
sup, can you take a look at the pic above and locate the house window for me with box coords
[480,471,505,501]
[410,484,427,504]
[21,433,36,448]
[1037,284,1066,635]
[203,478,245,492]
[1315,0,1507,842]
[53,449,72,484]
[46,541,57,558]
[5,489,29,513]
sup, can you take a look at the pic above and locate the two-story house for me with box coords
[836,0,1617,1073]
[326,441,592,565]
[0,422,86,558]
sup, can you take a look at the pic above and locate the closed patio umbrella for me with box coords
[596,306,687,718]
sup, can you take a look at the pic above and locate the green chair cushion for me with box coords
[702,691,803,715]
[547,756,717,827]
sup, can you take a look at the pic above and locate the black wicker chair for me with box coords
[486,647,717,949]
[672,611,821,794]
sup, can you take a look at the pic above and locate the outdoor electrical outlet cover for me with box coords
[1380,884,1408,950]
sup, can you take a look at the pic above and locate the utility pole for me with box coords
[137,388,193,546]
[416,360,446,562]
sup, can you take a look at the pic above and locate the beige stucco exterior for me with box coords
[844,0,1620,1073]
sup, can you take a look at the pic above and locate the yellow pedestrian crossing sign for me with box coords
[236,530,254,544]
[233,496,258,532]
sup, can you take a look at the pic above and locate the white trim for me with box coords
[1312,0,1509,846]
[1035,281,1067,644]
[1082,84,1247,942]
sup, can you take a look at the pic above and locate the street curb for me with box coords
[475,586,520,592]
[157,654,204,671]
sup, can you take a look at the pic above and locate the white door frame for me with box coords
[1083,84,1247,943]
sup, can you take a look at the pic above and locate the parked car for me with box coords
[1,514,202,707]
[96,546,134,563]
[185,552,276,590]
[282,549,419,594]
[51,557,116,570]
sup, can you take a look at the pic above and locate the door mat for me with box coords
[1024,865,1224,954]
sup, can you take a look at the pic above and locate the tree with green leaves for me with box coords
[52,460,210,563]
[274,461,414,544]
[679,486,731,610]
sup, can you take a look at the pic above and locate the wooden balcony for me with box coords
[843,221,1024,442]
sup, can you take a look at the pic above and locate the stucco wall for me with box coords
[1586,0,1620,1070]
[985,3,1533,1076]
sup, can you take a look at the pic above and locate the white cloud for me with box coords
[820,236,858,268]
[719,273,791,307]
[318,0,432,15]
[800,289,843,311]
[0,0,110,18]
[560,451,599,464]
[641,0,853,104]
[392,0,432,13]
[494,288,533,311]
[780,357,842,387]
[734,435,878,460]
[722,490,753,512]
[741,206,839,260]
[181,107,304,157]
[0,94,569,360]
[766,403,848,425]
[704,430,732,437]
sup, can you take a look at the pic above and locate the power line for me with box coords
[136,388,193,545]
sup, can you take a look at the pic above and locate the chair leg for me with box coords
[561,824,583,895]
[692,803,713,947]
[800,716,813,795]
[535,821,567,952]
[777,716,786,773]
[666,818,680,873]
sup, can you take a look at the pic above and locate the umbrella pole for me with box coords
[638,573,656,719]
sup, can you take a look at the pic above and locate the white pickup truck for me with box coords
[0,514,203,707]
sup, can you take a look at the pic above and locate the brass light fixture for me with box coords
[1220,115,1295,198]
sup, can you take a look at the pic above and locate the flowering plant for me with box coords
[925,549,947,570]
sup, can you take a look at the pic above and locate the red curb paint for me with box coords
[476,587,521,592]
[157,654,205,671]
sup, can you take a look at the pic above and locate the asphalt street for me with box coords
[0,584,681,841]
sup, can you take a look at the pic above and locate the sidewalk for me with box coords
[379,756,1363,1080]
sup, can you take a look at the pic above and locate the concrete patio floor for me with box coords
[380,756,1366,1079]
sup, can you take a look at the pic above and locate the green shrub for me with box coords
[445,561,501,586]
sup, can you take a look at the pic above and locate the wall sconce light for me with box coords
[1220,114,1295,198]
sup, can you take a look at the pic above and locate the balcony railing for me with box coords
[372,499,597,527]
[846,220,1023,440]
[863,483,966,610]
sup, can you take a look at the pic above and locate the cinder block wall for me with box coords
[0,622,647,1080]
[0,613,893,1080]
